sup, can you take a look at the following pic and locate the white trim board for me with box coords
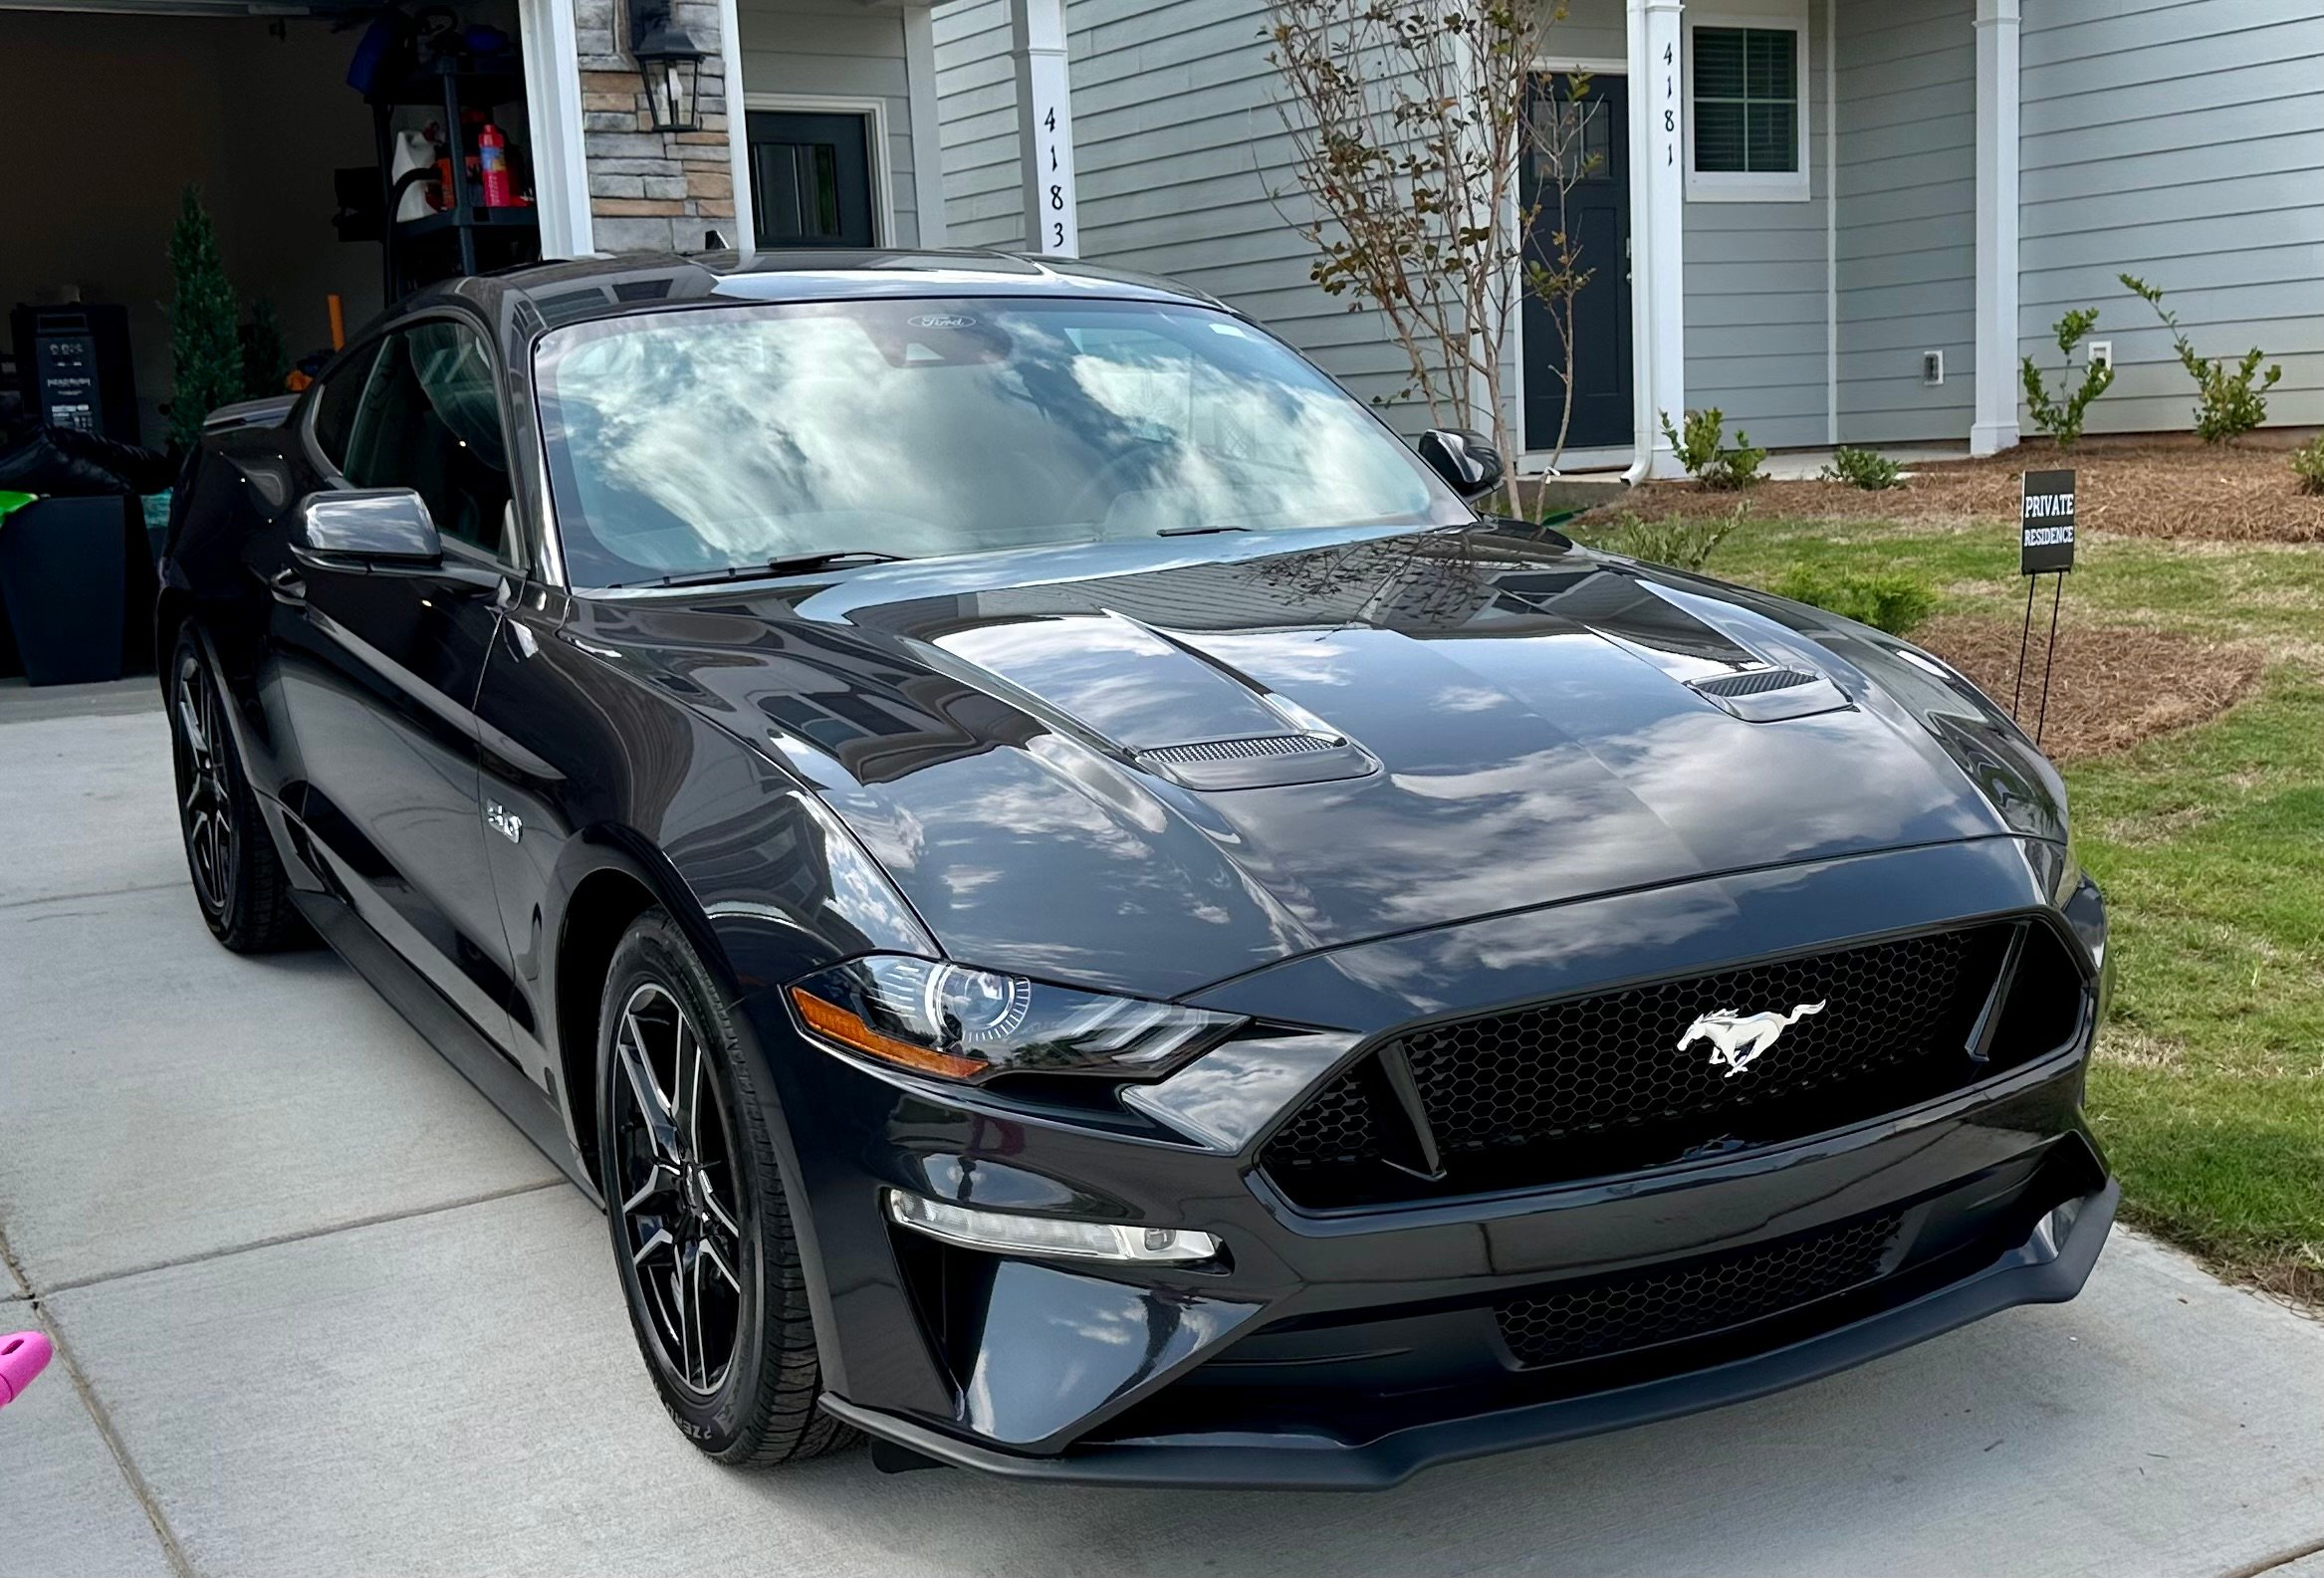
[902,6,946,247]
[1531,55,1630,74]
[740,93,898,248]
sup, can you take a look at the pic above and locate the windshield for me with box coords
[534,297,1470,587]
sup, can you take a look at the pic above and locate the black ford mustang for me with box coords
[161,250,2115,1488]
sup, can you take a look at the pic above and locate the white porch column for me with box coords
[718,0,755,254]
[518,0,593,255]
[1629,0,1687,478]
[1972,0,2021,456]
[1010,0,1079,256]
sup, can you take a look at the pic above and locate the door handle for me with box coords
[269,566,307,607]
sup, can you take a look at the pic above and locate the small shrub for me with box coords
[2293,434,2324,496]
[167,184,244,450]
[1574,508,1741,571]
[2121,273,2281,442]
[1660,407,1765,490]
[1770,565,1938,636]
[239,299,290,401]
[1820,446,1902,491]
[2020,307,2113,448]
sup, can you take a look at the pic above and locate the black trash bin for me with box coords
[0,495,131,686]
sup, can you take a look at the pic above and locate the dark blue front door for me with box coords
[1521,75,1634,454]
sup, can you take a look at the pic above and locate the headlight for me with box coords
[788,954,1242,1082]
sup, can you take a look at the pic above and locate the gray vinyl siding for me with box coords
[1680,4,1832,453]
[1832,0,1974,443]
[930,0,1637,435]
[735,0,924,245]
[1074,0,1439,419]
[933,0,1026,247]
[2019,0,2324,434]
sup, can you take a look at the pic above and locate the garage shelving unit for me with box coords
[367,57,540,300]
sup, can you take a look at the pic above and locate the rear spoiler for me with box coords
[203,394,298,434]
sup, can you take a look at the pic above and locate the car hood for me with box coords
[578,523,2064,999]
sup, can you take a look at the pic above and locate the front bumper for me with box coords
[736,836,2115,1489]
[821,1176,2116,1488]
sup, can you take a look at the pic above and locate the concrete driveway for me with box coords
[3,684,2322,1578]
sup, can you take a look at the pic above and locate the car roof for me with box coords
[395,247,1232,338]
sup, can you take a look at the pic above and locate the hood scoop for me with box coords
[1527,571,1849,724]
[928,610,1380,790]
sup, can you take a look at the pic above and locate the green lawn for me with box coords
[1686,515,2324,1300]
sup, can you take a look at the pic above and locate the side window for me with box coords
[309,340,383,471]
[339,320,518,563]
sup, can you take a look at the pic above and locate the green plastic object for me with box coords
[0,491,36,524]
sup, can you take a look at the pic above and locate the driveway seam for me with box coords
[1,1228,197,1578]
[2221,1533,2324,1578]
[39,1177,573,1297]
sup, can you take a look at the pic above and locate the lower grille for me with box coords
[1263,922,2072,1208]
[1496,1212,1904,1368]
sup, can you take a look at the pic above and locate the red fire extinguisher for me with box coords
[478,123,515,208]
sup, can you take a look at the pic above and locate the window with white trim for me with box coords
[1686,10,1809,201]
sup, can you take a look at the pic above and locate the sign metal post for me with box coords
[2015,468,2076,743]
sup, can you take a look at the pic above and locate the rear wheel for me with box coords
[596,909,855,1465]
[168,628,307,953]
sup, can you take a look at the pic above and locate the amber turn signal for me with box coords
[789,987,987,1080]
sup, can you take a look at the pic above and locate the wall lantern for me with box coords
[630,0,706,133]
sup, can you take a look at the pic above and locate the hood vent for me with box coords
[1135,733,1377,791]
[1689,665,1850,723]
[1141,733,1334,765]
[1695,666,1821,698]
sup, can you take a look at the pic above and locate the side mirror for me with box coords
[1417,428,1506,501]
[291,489,442,568]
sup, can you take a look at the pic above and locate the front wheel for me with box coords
[596,909,855,1465]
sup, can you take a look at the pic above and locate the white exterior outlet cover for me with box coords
[2089,340,2113,370]
[1922,350,1944,386]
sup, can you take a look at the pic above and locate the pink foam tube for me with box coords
[0,1330,54,1409]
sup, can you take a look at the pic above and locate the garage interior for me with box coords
[1,0,544,449]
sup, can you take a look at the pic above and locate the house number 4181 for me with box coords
[1664,41,1678,165]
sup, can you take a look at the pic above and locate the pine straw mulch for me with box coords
[1913,613,2267,762]
[1618,432,2324,544]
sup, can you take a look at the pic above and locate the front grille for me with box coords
[1496,1211,1904,1368]
[1264,924,2047,1208]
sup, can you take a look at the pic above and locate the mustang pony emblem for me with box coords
[1679,1002,1827,1077]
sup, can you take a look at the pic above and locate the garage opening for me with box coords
[1,1,550,449]
[0,0,559,687]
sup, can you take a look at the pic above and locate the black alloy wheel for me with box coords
[167,628,307,953]
[610,979,748,1396]
[596,910,855,1465]
[173,642,237,917]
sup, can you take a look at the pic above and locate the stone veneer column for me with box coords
[572,0,737,252]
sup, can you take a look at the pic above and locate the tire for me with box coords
[167,627,310,954]
[595,909,857,1466]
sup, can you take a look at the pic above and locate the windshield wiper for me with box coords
[621,551,907,589]
[1155,524,1252,538]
